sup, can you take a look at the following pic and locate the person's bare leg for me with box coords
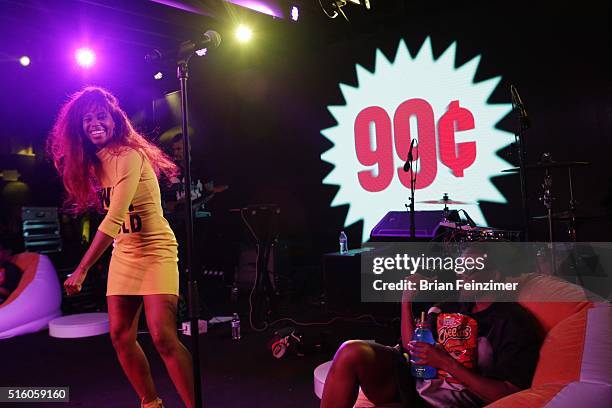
[144,294,195,408]
[321,340,399,408]
[108,295,158,403]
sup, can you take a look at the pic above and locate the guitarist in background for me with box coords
[163,133,194,218]
[162,134,227,322]
[162,133,228,219]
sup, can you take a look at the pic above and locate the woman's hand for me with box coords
[64,267,88,296]
[407,341,455,371]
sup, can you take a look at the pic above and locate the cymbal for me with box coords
[502,161,591,173]
[419,199,476,205]
[531,210,606,221]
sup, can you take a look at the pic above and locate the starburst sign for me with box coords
[321,38,514,242]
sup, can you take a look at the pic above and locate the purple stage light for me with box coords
[150,0,286,19]
[19,56,31,67]
[75,48,96,68]
[230,1,282,18]
[154,71,163,80]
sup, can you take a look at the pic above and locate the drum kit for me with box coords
[502,154,598,243]
[416,156,599,243]
[415,194,522,242]
[396,86,605,285]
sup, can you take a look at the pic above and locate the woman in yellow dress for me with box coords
[48,86,194,408]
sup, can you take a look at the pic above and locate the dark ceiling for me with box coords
[0,0,411,57]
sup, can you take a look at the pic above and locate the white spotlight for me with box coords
[19,56,31,67]
[235,25,253,43]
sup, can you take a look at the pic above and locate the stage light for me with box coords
[348,0,370,9]
[154,71,163,80]
[235,25,253,43]
[75,47,96,68]
[321,0,371,20]
[229,1,280,18]
[19,56,31,67]
[290,6,299,21]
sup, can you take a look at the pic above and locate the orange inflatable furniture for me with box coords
[315,274,612,407]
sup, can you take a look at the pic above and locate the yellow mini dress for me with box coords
[96,146,179,296]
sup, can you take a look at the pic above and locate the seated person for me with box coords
[0,242,23,304]
[321,258,542,407]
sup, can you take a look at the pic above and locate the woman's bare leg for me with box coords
[144,294,195,408]
[107,295,158,403]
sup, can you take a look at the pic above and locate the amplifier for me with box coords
[322,250,396,318]
[369,210,458,241]
[21,206,62,253]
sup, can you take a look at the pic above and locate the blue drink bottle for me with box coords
[410,311,437,379]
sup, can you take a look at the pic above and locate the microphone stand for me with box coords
[540,162,557,275]
[177,56,203,408]
[409,163,416,240]
[146,32,219,408]
[511,85,530,241]
[404,144,417,240]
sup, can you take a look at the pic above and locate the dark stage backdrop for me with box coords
[0,1,610,264]
[171,1,612,254]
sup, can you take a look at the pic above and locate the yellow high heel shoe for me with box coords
[141,397,164,408]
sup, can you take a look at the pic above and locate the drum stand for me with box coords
[566,167,578,242]
[540,164,557,275]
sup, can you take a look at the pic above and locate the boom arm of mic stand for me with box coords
[511,91,530,241]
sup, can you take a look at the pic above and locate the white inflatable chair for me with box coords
[0,253,62,339]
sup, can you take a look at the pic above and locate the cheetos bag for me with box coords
[436,313,478,384]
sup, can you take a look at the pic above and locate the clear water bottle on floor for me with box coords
[231,313,241,340]
[339,231,348,254]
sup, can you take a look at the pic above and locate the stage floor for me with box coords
[0,312,395,407]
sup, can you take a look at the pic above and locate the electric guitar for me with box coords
[164,184,229,217]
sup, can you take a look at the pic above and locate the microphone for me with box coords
[198,30,222,50]
[510,85,522,106]
[510,84,530,128]
[403,139,416,172]
[145,30,222,62]
[179,30,222,59]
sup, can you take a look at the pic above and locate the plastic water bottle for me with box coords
[339,231,348,254]
[231,313,241,340]
[410,311,437,379]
